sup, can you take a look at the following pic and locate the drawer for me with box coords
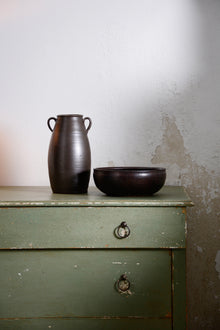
[0,207,185,249]
[0,250,171,319]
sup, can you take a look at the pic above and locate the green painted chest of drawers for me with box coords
[0,186,193,330]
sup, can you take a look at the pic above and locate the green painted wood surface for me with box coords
[0,250,171,319]
[0,186,193,207]
[172,249,186,330]
[0,318,171,330]
[0,186,190,329]
[0,207,186,249]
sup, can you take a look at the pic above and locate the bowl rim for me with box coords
[93,167,166,172]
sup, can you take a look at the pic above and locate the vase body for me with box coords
[47,114,92,194]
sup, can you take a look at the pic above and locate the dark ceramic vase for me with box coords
[47,114,92,194]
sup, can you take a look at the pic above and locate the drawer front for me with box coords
[0,207,185,248]
[0,250,171,319]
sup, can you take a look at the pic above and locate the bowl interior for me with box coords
[94,167,166,173]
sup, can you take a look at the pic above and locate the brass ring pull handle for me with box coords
[116,274,131,293]
[47,117,57,132]
[115,221,130,239]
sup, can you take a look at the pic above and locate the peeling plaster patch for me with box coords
[151,114,220,215]
[151,114,188,169]
[215,251,220,280]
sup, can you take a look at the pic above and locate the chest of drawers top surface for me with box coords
[0,185,193,207]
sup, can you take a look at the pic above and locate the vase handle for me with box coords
[47,117,57,132]
[83,117,92,133]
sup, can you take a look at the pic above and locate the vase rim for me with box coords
[57,114,83,117]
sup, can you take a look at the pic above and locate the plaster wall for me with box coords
[0,1,219,328]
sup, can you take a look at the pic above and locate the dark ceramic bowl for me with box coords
[93,167,166,196]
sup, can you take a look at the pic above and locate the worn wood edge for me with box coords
[0,201,194,207]
[0,185,194,207]
[0,315,171,320]
[0,246,186,250]
[182,186,194,207]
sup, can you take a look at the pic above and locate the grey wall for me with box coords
[0,1,219,328]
